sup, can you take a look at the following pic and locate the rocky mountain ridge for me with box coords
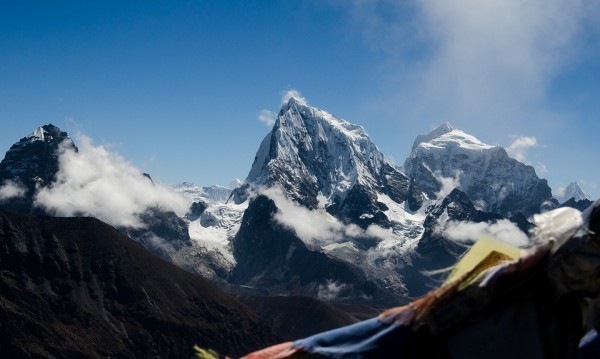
[0,124,76,214]
[0,209,275,358]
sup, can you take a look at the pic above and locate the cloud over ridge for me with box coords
[34,134,188,228]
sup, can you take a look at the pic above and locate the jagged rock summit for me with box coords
[242,97,420,228]
[405,122,553,217]
[0,124,76,214]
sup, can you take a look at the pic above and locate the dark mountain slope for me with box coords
[231,195,402,306]
[238,294,359,341]
[0,209,274,358]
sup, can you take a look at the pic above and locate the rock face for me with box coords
[402,189,504,296]
[0,124,76,214]
[242,97,418,228]
[404,123,553,217]
[121,206,193,254]
[560,197,594,212]
[0,209,275,358]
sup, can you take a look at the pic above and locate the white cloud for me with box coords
[417,0,590,125]
[438,219,530,247]
[337,0,598,132]
[281,89,308,106]
[555,186,566,200]
[0,180,26,202]
[260,186,390,247]
[257,109,276,127]
[434,170,462,199]
[365,223,394,242]
[261,187,345,247]
[535,162,548,175]
[34,134,189,228]
[317,280,349,301]
[506,136,538,163]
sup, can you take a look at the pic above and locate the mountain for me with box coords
[555,182,591,204]
[238,97,422,227]
[217,98,433,301]
[0,125,192,266]
[404,122,554,217]
[191,100,547,301]
[172,181,235,203]
[230,195,402,305]
[1,113,549,305]
[172,182,245,282]
[1,109,571,354]
[402,188,503,296]
[0,209,275,358]
[0,124,76,214]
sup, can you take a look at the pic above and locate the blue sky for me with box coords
[1,0,599,199]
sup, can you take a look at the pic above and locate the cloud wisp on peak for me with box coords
[34,134,189,228]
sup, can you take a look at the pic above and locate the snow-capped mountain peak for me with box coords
[228,179,243,189]
[236,98,430,231]
[410,123,494,156]
[28,126,47,141]
[280,98,369,142]
[405,123,552,216]
[555,182,591,203]
[411,122,454,152]
[246,99,397,212]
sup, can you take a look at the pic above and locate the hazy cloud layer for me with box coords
[34,135,189,228]
[554,186,567,200]
[339,0,598,131]
[535,162,548,176]
[0,180,26,201]
[438,219,530,247]
[416,0,583,121]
